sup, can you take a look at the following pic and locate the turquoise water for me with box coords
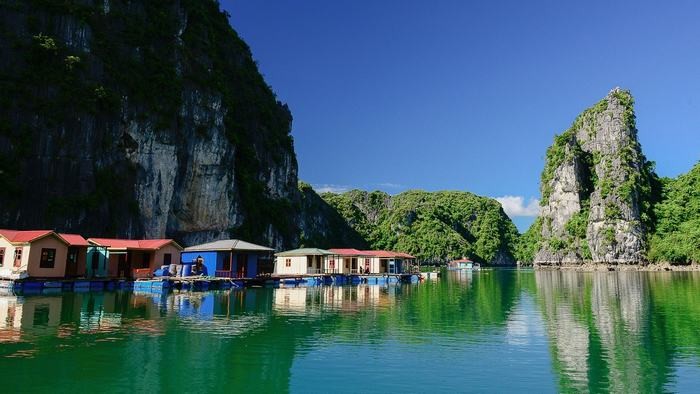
[1,270,700,393]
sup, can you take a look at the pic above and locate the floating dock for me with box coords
[0,272,422,295]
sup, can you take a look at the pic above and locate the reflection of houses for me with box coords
[273,287,308,313]
[0,295,63,341]
[0,229,89,279]
[273,248,337,275]
[87,238,183,279]
[182,239,274,278]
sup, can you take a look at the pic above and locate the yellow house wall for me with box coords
[26,236,69,278]
[153,244,182,271]
[274,256,308,275]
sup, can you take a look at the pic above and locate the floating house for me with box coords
[447,259,480,270]
[87,238,183,279]
[273,248,338,275]
[327,249,374,274]
[182,239,274,278]
[0,230,89,279]
[361,250,417,274]
[62,234,90,278]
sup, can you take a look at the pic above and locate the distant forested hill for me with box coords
[320,190,519,265]
[647,162,700,263]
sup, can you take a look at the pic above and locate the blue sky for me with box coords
[221,0,700,231]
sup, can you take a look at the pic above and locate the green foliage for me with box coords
[514,217,542,263]
[322,190,519,264]
[604,203,622,220]
[648,162,700,264]
[540,132,575,206]
[565,210,589,239]
[548,237,567,252]
[603,227,616,245]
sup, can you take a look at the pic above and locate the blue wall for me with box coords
[180,251,261,277]
[181,251,217,275]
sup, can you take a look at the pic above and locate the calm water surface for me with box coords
[1,270,700,393]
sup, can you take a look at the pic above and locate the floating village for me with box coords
[0,229,455,295]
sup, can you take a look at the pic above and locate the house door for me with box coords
[89,251,100,278]
[236,254,247,278]
[118,254,131,278]
[66,247,79,277]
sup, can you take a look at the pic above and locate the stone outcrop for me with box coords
[0,1,299,248]
[535,88,656,266]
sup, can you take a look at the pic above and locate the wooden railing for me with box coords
[215,270,246,278]
[133,268,153,279]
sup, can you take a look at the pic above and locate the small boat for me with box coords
[447,259,481,271]
[419,271,440,280]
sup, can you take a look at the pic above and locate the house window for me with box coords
[164,253,172,265]
[39,248,56,269]
[365,258,370,269]
[222,255,231,271]
[285,258,291,267]
[329,259,335,268]
[14,248,23,267]
[0,248,4,267]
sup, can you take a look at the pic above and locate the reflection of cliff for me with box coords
[535,271,590,391]
[535,271,672,392]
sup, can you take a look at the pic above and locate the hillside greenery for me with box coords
[321,190,519,264]
[647,162,700,264]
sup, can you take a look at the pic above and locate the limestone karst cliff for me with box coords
[0,0,299,248]
[534,88,659,266]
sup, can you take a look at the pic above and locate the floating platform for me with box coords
[0,272,423,295]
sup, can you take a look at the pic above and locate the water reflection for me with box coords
[0,271,698,392]
[534,271,700,393]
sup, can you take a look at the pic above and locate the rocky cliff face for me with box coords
[535,88,657,266]
[0,1,299,248]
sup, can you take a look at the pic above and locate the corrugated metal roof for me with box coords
[329,248,371,256]
[0,229,63,244]
[361,250,416,259]
[184,239,274,252]
[59,234,89,246]
[88,238,181,250]
[275,248,334,257]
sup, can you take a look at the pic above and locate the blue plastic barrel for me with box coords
[181,262,193,277]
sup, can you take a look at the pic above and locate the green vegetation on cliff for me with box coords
[321,190,519,264]
[514,217,542,263]
[0,0,299,245]
[297,182,367,249]
[647,162,700,263]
